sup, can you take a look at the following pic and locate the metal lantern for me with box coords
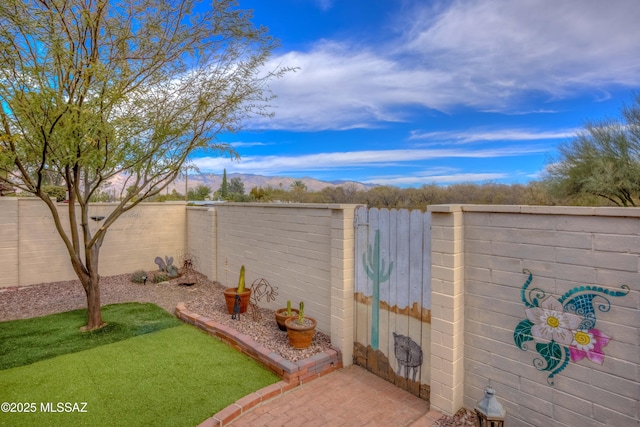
[475,384,506,427]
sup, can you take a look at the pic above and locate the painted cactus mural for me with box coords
[514,269,629,385]
[353,207,431,401]
[363,229,393,350]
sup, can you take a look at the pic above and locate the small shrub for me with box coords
[153,273,169,283]
[130,270,148,284]
[42,185,66,202]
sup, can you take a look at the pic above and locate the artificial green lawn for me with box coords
[0,304,280,426]
[0,303,182,370]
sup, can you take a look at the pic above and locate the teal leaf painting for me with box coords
[513,269,629,385]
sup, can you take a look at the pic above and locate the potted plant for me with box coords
[284,301,317,348]
[223,265,252,315]
[275,300,299,331]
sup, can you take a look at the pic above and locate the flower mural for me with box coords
[569,329,610,365]
[514,270,629,385]
[525,297,582,345]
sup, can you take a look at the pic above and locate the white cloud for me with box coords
[255,0,640,131]
[229,141,271,148]
[363,172,509,186]
[409,128,578,144]
[192,145,548,175]
[255,44,428,130]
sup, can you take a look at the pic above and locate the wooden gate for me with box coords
[354,207,431,400]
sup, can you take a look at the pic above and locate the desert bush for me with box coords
[130,270,148,284]
[153,273,169,283]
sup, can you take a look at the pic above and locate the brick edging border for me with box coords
[175,303,343,427]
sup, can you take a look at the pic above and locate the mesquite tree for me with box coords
[0,0,284,330]
[544,94,640,206]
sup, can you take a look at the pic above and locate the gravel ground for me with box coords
[0,272,331,363]
[433,408,478,427]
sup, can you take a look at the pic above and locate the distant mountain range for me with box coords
[105,172,375,195]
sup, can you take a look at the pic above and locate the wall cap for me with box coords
[428,204,640,218]
[217,202,361,210]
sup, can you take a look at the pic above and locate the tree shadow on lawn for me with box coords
[0,302,181,370]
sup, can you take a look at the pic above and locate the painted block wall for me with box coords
[0,198,19,287]
[213,203,357,338]
[185,207,217,279]
[456,205,640,427]
[1,198,186,286]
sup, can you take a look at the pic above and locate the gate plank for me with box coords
[354,206,369,350]
[393,209,411,382]
[378,208,391,362]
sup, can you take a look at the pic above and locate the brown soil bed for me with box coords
[0,272,331,363]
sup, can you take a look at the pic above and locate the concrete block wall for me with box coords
[213,203,358,343]
[1,198,186,286]
[185,207,217,279]
[429,205,640,426]
[98,202,186,276]
[329,207,356,368]
[429,205,466,415]
[0,198,19,287]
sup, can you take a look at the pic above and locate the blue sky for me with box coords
[192,0,640,187]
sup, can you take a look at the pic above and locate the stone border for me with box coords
[175,303,343,426]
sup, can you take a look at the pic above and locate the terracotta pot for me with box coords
[285,316,317,348]
[223,287,252,315]
[275,308,299,331]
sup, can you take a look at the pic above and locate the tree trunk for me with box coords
[81,275,105,331]
[75,244,105,332]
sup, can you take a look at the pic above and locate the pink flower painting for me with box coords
[514,269,629,385]
[569,329,611,365]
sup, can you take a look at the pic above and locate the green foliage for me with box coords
[228,177,245,195]
[227,192,255,202]
[153,273,169,283]
[187,184,212,201]
[220,169,229,199]
[290,180,307,202]
[130,270,148,284]
[544,93,640,206]
[88,190,112,202]
[0,0,285,329]
[286,300,292,316]
[238,180,564,208]
[42,185,66,202]
[151,189,184,202]
[250,186,267,200]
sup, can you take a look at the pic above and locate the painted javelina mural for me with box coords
[393,332,423,381]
